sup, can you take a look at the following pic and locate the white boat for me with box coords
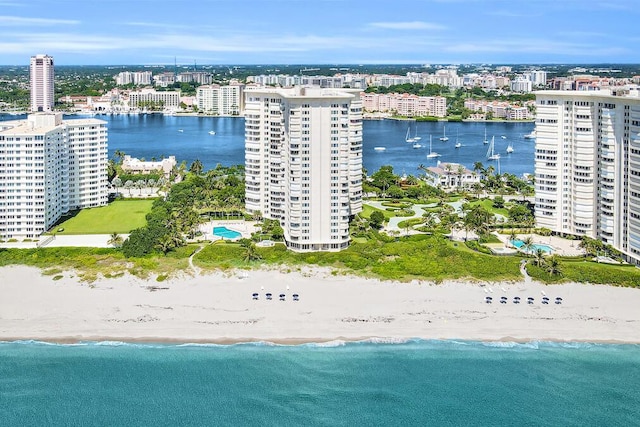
[405,126,416,143]
[209,130,216,135]
[454,129,461,148]
[483,127,488,144]
[439,126,449,141]
[501,135,507,139]
[524,129,537,139]
[178,129,184,133]
[486,136,500,160]
[426,135,441,158]
[412,142,422,149]
[374,146,386,151]
[506,143,514,154]
[413,126,421,141]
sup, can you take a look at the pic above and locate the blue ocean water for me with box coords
[1,340,639,426]
[0,114,536,177]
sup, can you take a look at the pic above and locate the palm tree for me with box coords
[107,232,123,248]
[456,164,466,192]
[114,150,126,164]
[545,256,563,276]
[240,239,262,262]
[509,229,518,245]
[521,236,534,255]
[473,161,485,178]
[533,248,546,267]
[190,159,204,175]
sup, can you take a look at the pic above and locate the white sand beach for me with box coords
[1,265,639,344]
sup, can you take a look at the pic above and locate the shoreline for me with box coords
[2,336,639,346]
[2,265,639,345]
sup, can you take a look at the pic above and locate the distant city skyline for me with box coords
[0,0,638,65]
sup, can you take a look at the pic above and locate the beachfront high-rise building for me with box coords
[244,86,363,252]
[534,89,640,265]
[0,113,109,239]
[30,54,55,112]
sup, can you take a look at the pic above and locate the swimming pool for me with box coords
[213,226,242,239]
[511,239,553,254]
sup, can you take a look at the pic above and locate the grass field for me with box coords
[53,200,155,234]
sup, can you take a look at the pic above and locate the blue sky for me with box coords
[0,0,638,65]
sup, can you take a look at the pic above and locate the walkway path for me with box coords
[363,201,437,233]
[188,244,205,276]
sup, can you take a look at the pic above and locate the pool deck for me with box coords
[494,232,585,257]
[198,220,259,242]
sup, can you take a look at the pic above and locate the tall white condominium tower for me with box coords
[0,113,109,239]
[30,54,55,112]
[534,89,640,265]
[244,87,363,252]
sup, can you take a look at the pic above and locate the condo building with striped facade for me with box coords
[0,113,109,239]
[534,89,640,265]
[196,84,244,115]
[244,87,363,252]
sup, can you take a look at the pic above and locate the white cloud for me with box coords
[0,15,79,25]
[368,21,446,30]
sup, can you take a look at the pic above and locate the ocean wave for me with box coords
[0,339,637,350]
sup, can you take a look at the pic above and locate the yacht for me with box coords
[412,142,422,149]
[178,129,184,133]
[524,129,537,139]
[209,130,216,135]
[374,146,386,152]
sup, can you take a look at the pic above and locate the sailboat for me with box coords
[454,129,461,148]
[405,126,416,143]
[483,127,488,144]
[524,129,537,139]
[426,135,441,159]
[439,125,449,141]
[413,126,421,141]
[486,136,500,160]
[506,142,514,154]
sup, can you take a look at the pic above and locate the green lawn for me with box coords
[53,200,155,234]
[468,199,510,217]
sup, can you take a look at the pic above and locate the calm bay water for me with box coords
[1,114,536,176]
[1,340,639,426]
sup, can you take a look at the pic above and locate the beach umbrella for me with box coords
[266,293,272,300]
[252,293,259,300]
[293,293,299,301]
